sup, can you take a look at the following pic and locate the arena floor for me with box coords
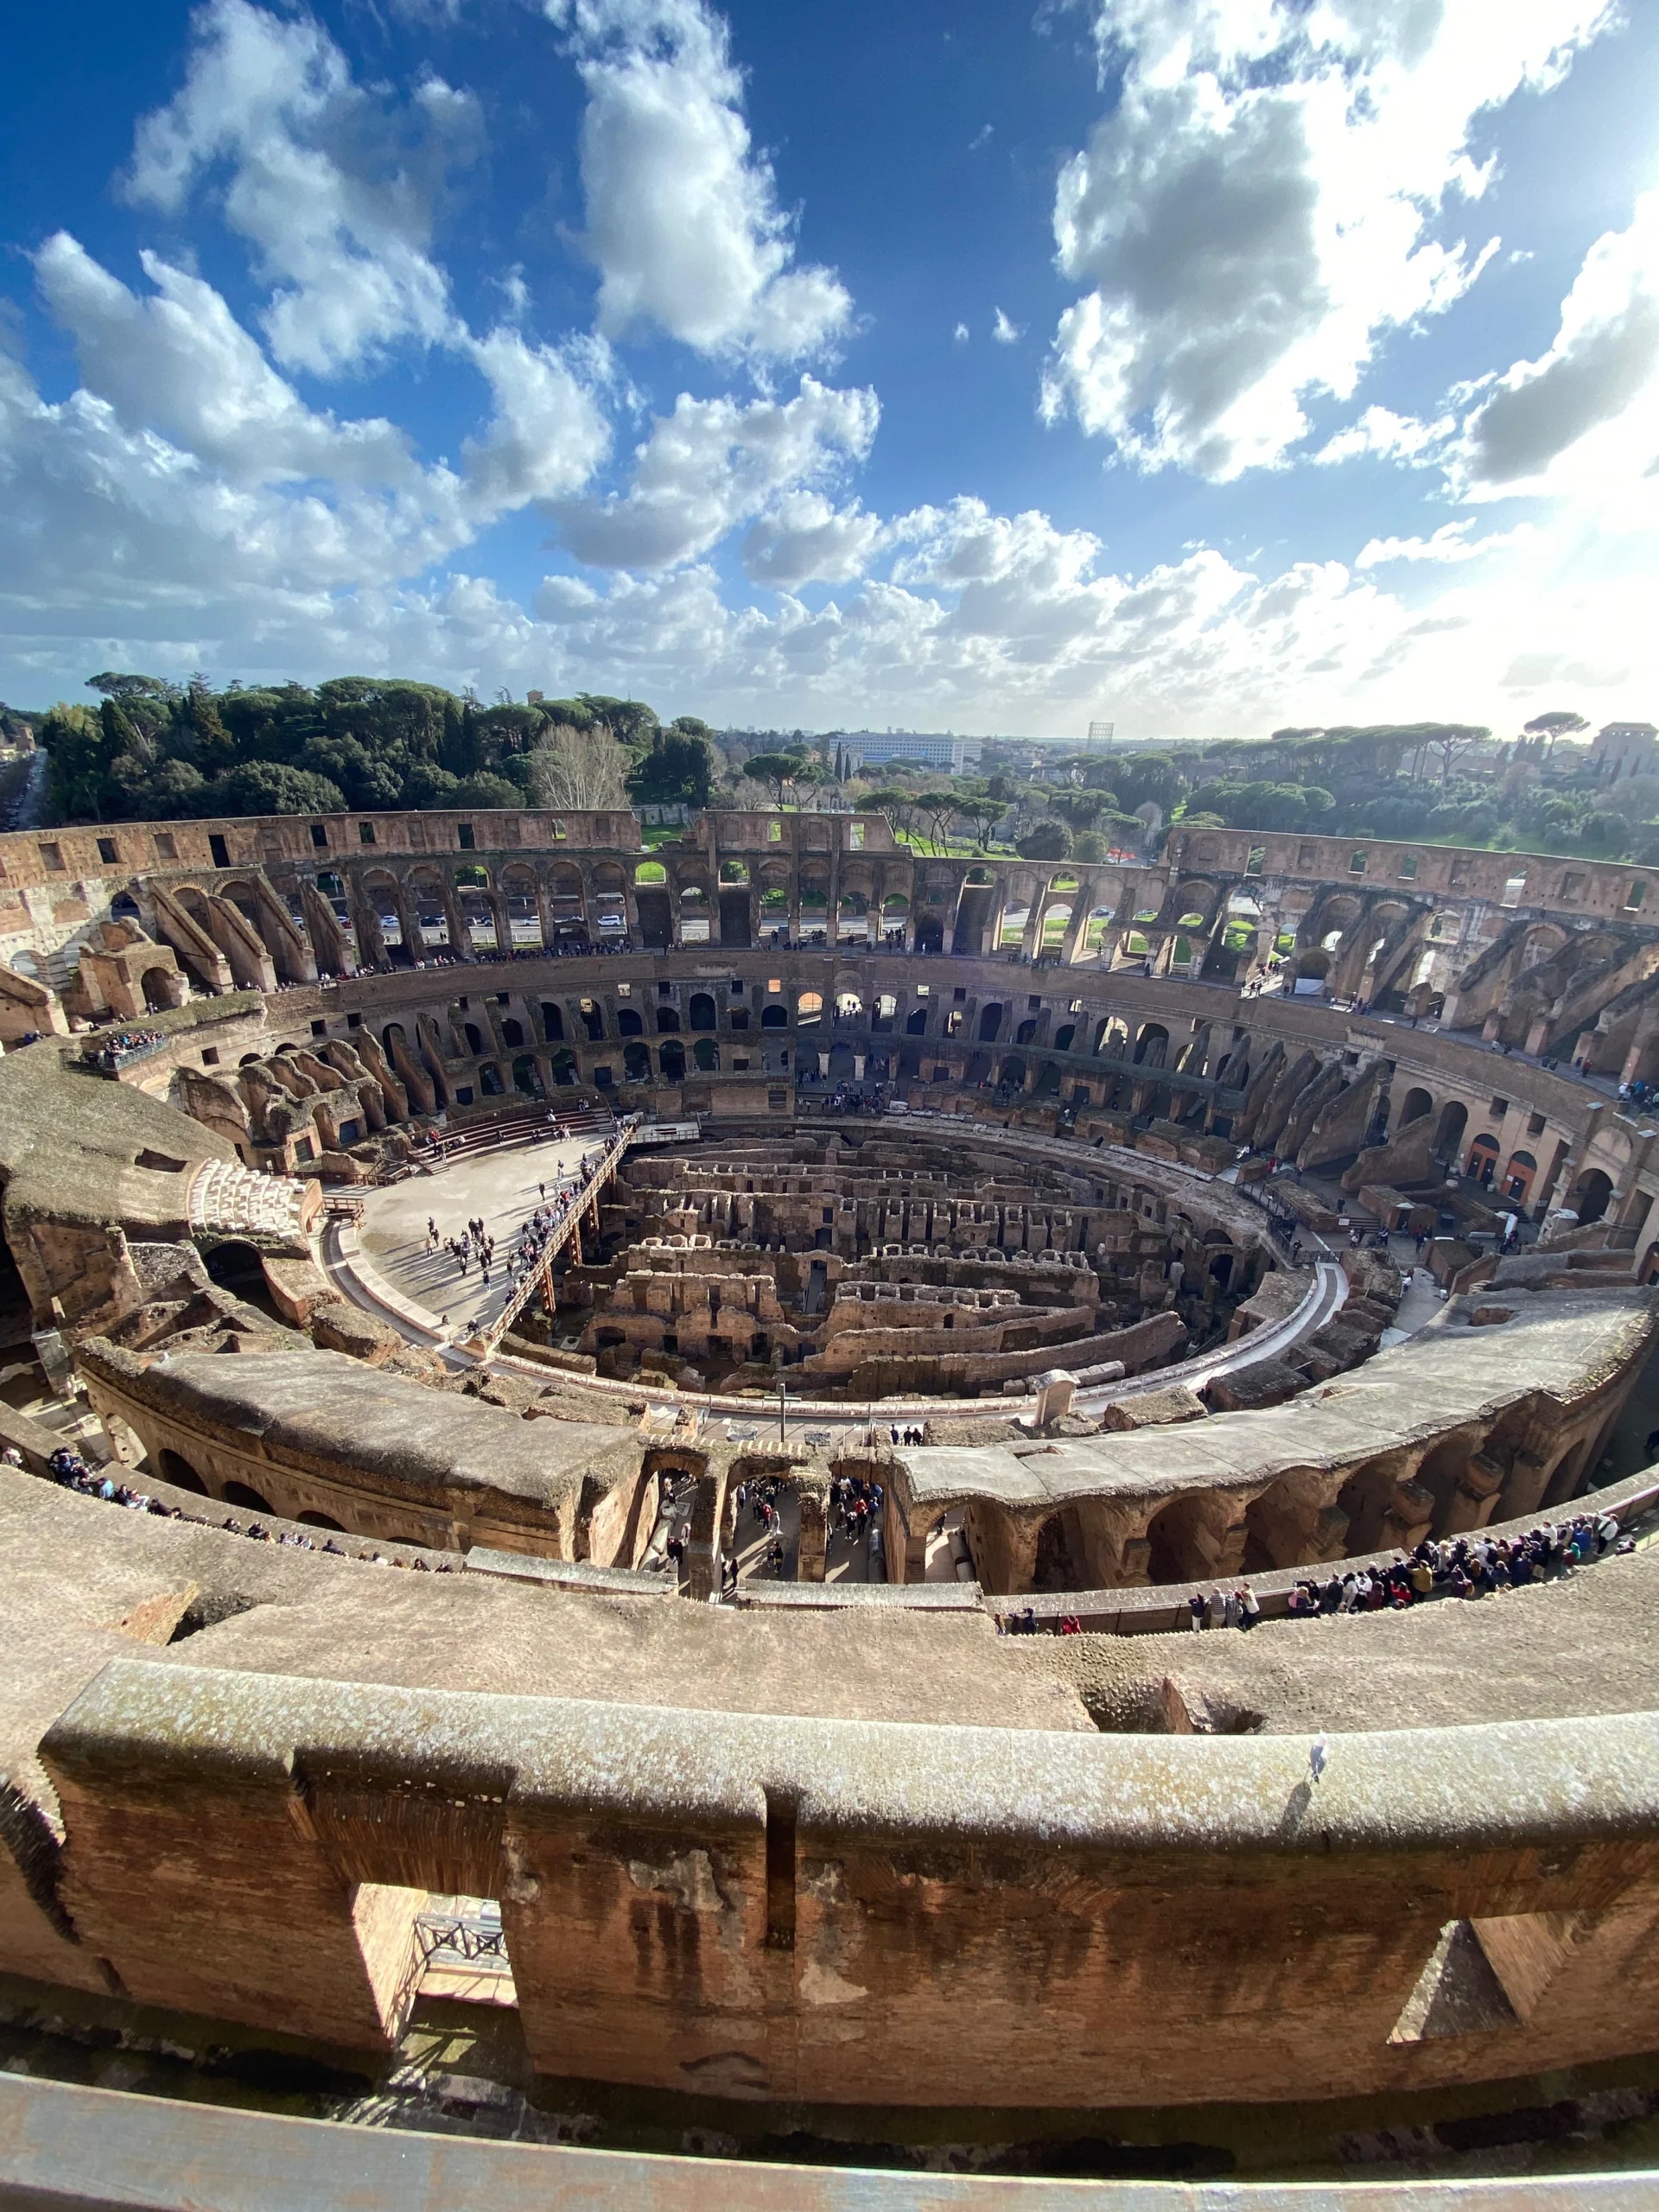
[357,1132,609,1337]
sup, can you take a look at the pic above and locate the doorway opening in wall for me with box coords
[412,1894,518,2009]
[221,1479,275,1515]
[156,1447,208,1495]
[202,1239,284,1323]
[0,1221,29,1350]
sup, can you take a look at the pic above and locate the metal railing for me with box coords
[415,1909,512,1977]
[473,1114,640,1351]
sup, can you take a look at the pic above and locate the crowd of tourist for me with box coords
[430,1212,498,1285]
[830,1471,884,1542]
[82,1027,167,1071]
[1175,1511,1634,1630]
[353,938,639,982]
[809,1080,893,1116]
[499,1164,600,1300]
[982,1507,1641,1637]
[1277,1514,1631,1616]
[19,1445,454,1570]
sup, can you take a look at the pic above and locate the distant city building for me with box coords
[1085,720,1116,748]
[841,730,982,774]
[1590,722,1659,785]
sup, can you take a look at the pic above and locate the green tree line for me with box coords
[37,675,719,824]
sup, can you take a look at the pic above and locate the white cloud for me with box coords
[1456,188,1659,506]
[124,0,474,375]
[1355,520,1536,567]
[991,308,1023,346]
[551,375,877,569]
[953,321,969,344]
[32,232,415,486]
[548,0,851,360]
[461,327,611,512]
[742,492,887,587]
[1042,0,1615,480]
[1313,405,1450,467]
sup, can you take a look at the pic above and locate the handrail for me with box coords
[467,1115,640,1352]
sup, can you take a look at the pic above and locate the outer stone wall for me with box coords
[39,1658,1659,2109]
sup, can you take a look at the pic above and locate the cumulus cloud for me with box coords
[991,308,1023,346]
[551,375,877,569]
[124,0,474,375]
[1041,0,1614,479]
[1458,188,1659,501]
[741,492,887,587]
[32,232,416,486]
[548,0,851,360]
[461,327,611,512]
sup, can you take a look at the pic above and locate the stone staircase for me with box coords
[188,1159,313,1240]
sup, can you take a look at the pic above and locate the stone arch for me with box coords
[1133,1022,1168,1067]
[1466,1131,1500,1187]
[977,1002,1004,1043]
[500,862,543,950]
[204,1240,270,1304]
[546,862,588,945]
[659,1039,687,1082]
[693,1036,719,1071]
[141,966,173,1012]
[617,1007,645,1035]
[1433,1099,1468,1163]
[677,880,711,943]
[221,1479,274,1515]
[1336,1459,1403,1556]
[589,861,629,940]
[158,1447,207,1495]
[1033,1507,1088,1592]
[1399,1086,1433,1127]
[1502,1149,1538,1205]
[1569,1166,1614,1227]
[624,1040,652,1081]
[408,867,452,950]
[296,1510,344,1531]
[689,992,717,1031]
[1144,1494,1212,1585]
[362,870,409,961]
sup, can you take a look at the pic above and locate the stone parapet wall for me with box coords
[36,1656,1659,2109]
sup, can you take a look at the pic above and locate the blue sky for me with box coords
[4,0,1659,740]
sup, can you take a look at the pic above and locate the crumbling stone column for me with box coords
[796,1488,827,1581]
[683,1469,723,1600]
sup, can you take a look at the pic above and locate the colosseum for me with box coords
[7,798,1659,2194]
